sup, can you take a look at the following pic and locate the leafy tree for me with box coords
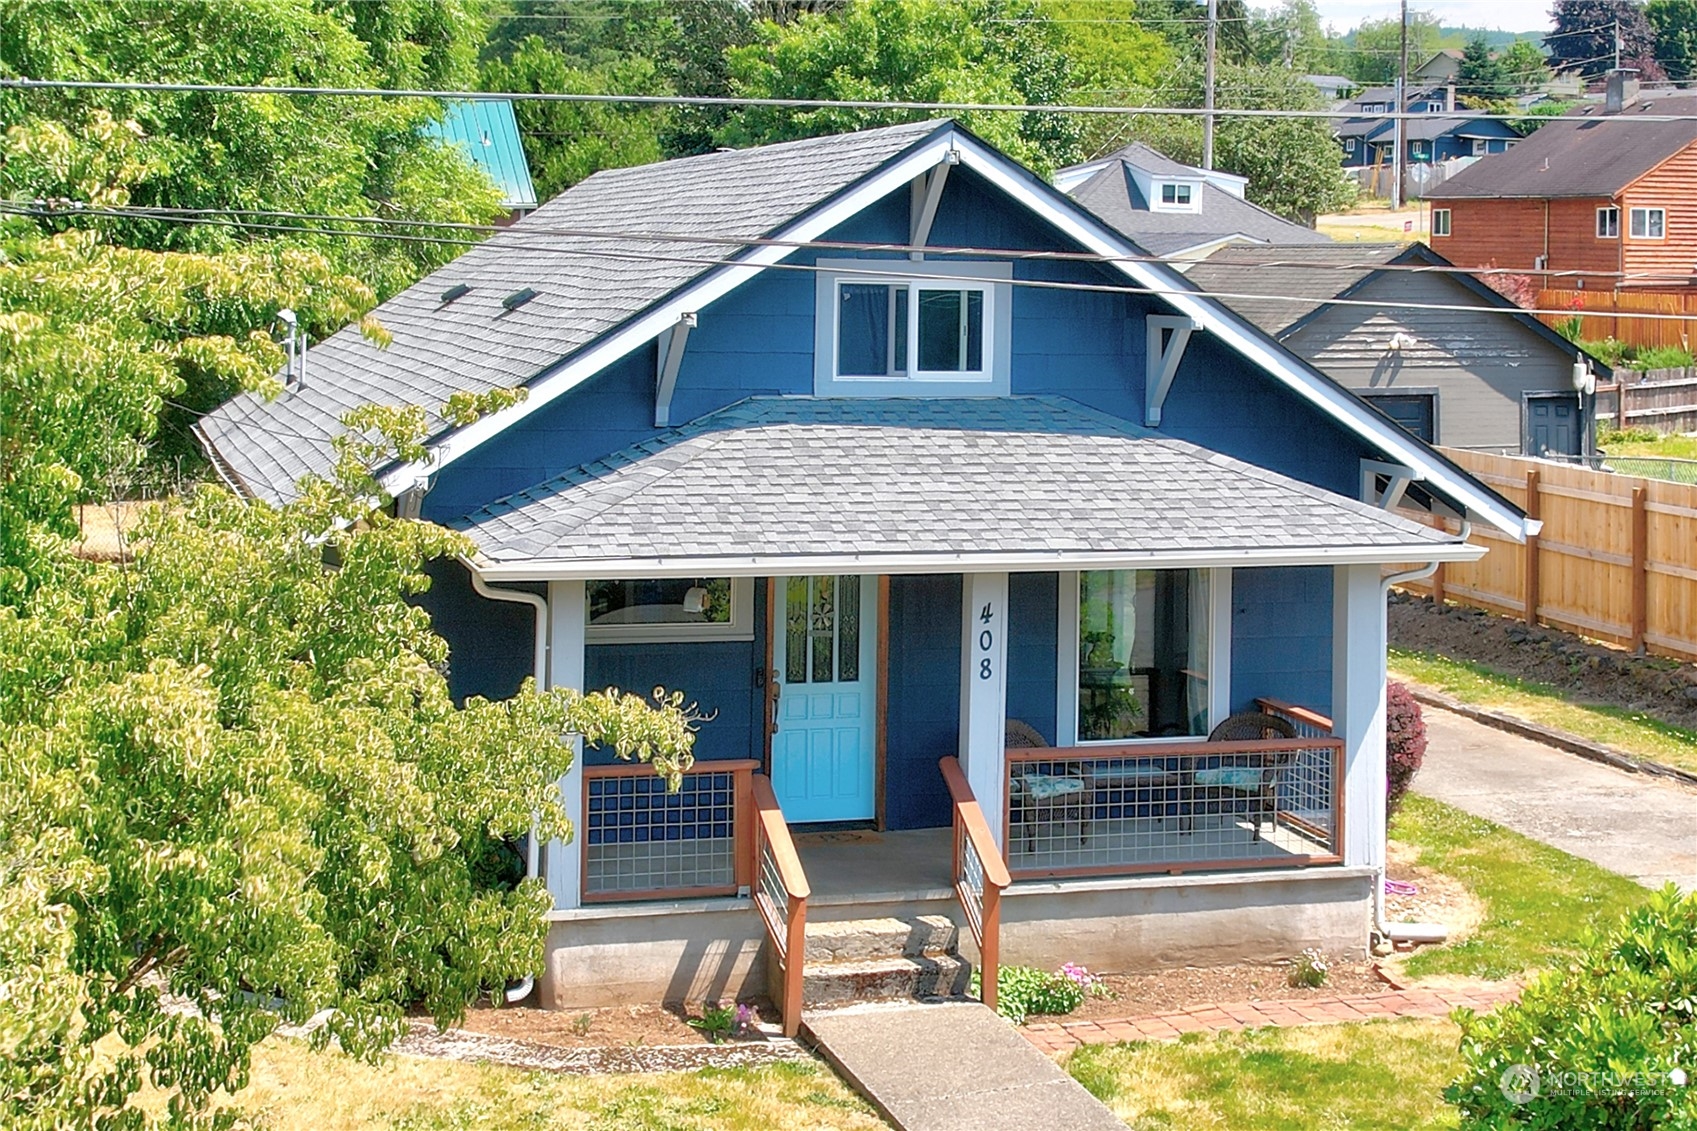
[1343,12,1443,85]
[717,0,1082,174]
[1039,0,1173,97]
[1459,35,1510,100]
[1548,0,1664,80]
[1499,37,1552,88]
[1246,0,1334,71]
[480,35,667,199]
[0,0,505,299]
[1649,0,1697,81]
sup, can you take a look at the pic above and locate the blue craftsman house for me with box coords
[1336,84,1521,170]
[198,121,1530,1030]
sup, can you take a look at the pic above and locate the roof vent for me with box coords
[501,287,540,312]
[440,283,471,304]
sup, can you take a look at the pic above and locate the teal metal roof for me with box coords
[428,99,538,210]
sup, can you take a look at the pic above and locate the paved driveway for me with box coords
[1416,708,1697,893]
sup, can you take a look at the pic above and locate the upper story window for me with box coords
[1410,140,1430,159]
[1630,206,1666,240]
[1423,101,1445,112]
[1432,208,1451,237]
[814,259,1012,395]
[1345,137,1358,153]
[1597,206,1620,239]
[1154,181,1197,211]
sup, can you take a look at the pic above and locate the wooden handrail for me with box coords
[939,756,1008,1012]
[1253,698,1335,734]
[750,773,808,1037]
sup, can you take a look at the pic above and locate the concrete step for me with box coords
[802,954,973,1007]
[804,915,960,964]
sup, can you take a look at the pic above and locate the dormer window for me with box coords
[814,259,1012,395]
[1152,180,1200,213]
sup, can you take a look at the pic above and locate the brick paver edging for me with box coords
[1021,984,1521,1055]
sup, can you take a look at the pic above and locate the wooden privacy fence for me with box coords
[1595,370,1697,435]
[1536,289,1697,352]
[1403,449,1697,661]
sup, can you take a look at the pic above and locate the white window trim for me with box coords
[813,258,1012,396]
[1054,568,1231,747]
[1597,206,1620,239]
[1152,180,1200,213]
[1345,137,1358,153]
[584,577,755,643]
[1629,206,1666,241]
[1471,138,1487,156]
[831,275,992,383]
[1431,208,1451,237]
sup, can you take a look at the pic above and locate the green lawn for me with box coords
[1599,432,1697,462]
[1390,795,1648,980]
[226,1038,885,1131]
[1389,647,1697,775]
[1065,1018,1462,1130]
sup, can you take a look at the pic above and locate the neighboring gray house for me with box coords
[1185,243,1607,458]
[1055,143,1330,259]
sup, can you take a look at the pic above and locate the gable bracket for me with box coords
[654,311,697,427]
[1360,458,1420,511]
[1145,314,1200,427]
[908,149,958,260]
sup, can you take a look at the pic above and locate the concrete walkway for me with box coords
[1022,982,1520,1055]
[1418,707,1697,892]
[803,1000,1125,1131]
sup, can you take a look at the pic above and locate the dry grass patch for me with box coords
[224,1036,884,1130]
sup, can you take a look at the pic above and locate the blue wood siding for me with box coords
[1005,572,1059,745]
[582,579,767,767]
[1230,566,1333,717]
[416,559,539,703]
[883,573,961,830]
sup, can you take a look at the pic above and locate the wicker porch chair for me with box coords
[1185,711,1298,840]
[1005,719,1093,854]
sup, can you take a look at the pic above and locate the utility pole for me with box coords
[1614,18,1621,72]
[1391,0,1407,210]
[1203,0,1217,170]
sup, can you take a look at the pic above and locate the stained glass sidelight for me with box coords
[837,575,861,681]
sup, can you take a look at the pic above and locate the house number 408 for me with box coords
[978,602,995,680]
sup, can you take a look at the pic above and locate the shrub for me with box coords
[1446,885,1697,1127]
[1287,948,1330,988]
[1386,680,1427,820]
[1598,425,1662,446]
[1633,345,1695,372]
[981,965,1087,1024]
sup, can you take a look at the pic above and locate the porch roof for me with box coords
[455,396,1478,579]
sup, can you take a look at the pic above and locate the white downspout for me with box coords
[1371,518,1468,947]
[465,560,549,1003]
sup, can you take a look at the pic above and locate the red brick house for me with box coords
[1426,77,1697,293]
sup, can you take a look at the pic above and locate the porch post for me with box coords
[1332,564,1387,871]
[547,579,587,910]
[959,572,1010,851]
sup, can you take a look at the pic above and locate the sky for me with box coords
[1311,0,1552,34]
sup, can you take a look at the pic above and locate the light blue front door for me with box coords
[772,575,877,823]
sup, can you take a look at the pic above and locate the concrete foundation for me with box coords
[539,865,1374,1008]
[1000,866,1376,972]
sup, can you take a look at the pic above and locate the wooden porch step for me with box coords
[803,915,959,965]
[802,953,973,1007]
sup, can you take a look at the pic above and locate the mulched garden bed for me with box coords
[1038,960,1389,1024]
[1388,591,1697,731]
[441,998,782,1050]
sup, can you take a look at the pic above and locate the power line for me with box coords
[16,199,1693,285]
[5,200,1688,324]
[7,76,1697,125]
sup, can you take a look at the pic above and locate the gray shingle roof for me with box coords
[454,396,1456,568]
[1183,243,1407,335]
[1066,161,1330,256]
[1428,93,1697,199]
[195,119,949,503]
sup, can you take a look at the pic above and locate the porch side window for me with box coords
[814,259,1011,396]
[585,577,753,642]
[1076,570,1210,741]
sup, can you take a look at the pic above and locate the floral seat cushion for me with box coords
[1193,766,1265,791]
[1013,773,1086,801]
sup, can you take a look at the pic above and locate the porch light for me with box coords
[682,585,710,614]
